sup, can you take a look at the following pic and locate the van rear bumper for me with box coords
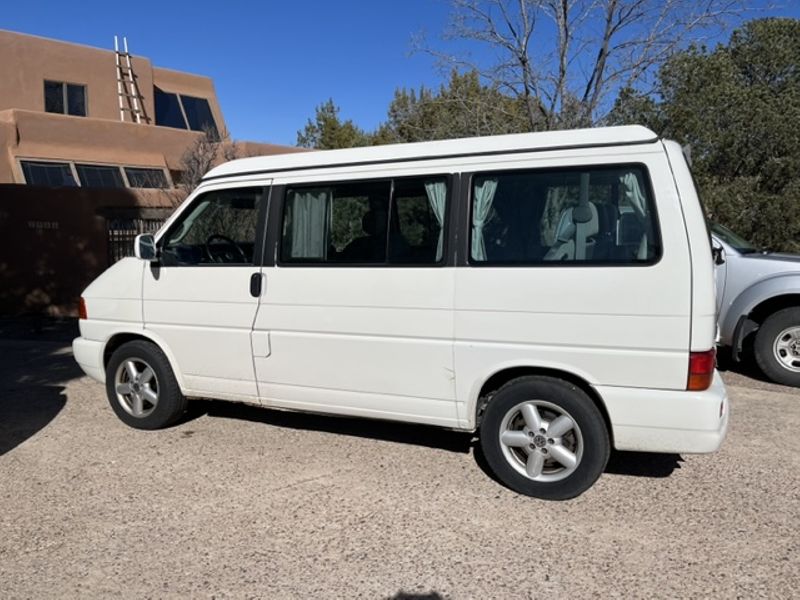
[596,371,729,454]
[72,337,105,383]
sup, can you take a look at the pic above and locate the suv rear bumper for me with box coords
[72,337,105,383]
[596,371,729,454]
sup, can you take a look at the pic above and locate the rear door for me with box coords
[144,183,270,400]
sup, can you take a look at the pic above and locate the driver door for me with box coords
[142,183,270,401]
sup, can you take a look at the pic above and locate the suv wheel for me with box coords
[754,307,800,387]
[479,376,610,500]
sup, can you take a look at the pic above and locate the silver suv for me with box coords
[713,222,800,386]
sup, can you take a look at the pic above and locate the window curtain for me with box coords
[424,180,447,261]
[620,172,650,260]
[471,178,499,261]
[288,189,329,259]
[620,172,647,219]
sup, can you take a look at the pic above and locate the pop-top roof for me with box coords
[204,125,658,180]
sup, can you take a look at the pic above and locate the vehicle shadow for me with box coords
[604,450,683,477]
[714,344,798,392]
[192,400,683,479]
[0,319,83,457]
[191,399,474,454]
[471,442,682,489]
[715,344,767,380]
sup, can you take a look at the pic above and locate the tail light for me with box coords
[687,349,715,391]
[78,297,87,320]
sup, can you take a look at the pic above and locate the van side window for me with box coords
[470,166,659,265]
[281,177,448,265]
[392,178,447,263]
[160,187,264,266]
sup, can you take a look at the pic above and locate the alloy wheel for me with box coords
[114,357,159,418]
[498,400,583,482]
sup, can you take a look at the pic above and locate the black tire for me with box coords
[479,376,609,500]
[754,307,800,387]
[105,340,187,430]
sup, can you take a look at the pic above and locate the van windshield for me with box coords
[710,221,758,254]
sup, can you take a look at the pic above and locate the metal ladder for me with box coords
[114,36,149,124]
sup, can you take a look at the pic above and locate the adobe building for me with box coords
[0,29,302,315]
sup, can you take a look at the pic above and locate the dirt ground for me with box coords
[1,323,798,599]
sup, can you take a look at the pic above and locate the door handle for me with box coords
[250,272,263,297]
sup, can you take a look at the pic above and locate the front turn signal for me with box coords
[78,297,87,320]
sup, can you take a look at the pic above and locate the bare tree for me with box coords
[169,126,240,203]
[419,0,748,130]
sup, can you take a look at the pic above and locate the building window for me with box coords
[169,170,185,186]
[20,161,78,187]
[180,95,219,138]
[44,81,86,117]
[76,164,125,189]
[154,87,187,129]
[124,167,169,189]
[154,86,218,138]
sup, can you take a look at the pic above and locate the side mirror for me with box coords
[134,233,158,262]
[712,244,726,266]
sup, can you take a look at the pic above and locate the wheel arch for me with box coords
[747,293,800,325]
[722,274,800,345]
[470,365,613,446]
[730,291,800,361]
[103,330,186,392]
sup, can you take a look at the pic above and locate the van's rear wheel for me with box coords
[754,307,800,387]
[105,340,186,429]
[479,376,609,500]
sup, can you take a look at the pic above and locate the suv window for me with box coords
[161,187,265,266]
[281,177,447,265]
[470,166,659,264]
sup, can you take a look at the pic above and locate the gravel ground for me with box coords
[1,337,798,599]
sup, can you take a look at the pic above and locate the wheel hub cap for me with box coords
[499,400,583,483]
[114,357,159,418]
[774,326,800,372]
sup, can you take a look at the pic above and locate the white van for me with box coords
[73,126,728,499]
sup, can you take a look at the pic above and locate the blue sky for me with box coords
[4,1,798,145]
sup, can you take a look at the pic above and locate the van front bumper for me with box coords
[72,337,105,383]
[596,371,729,454]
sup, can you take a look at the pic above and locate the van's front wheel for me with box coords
[105,340,187,430]
[479,376,609,500]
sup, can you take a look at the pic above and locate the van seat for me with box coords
[544,203,599,261]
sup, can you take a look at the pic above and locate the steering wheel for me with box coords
[204,234,248,264]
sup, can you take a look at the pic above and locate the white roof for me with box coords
[204,125,657,180]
